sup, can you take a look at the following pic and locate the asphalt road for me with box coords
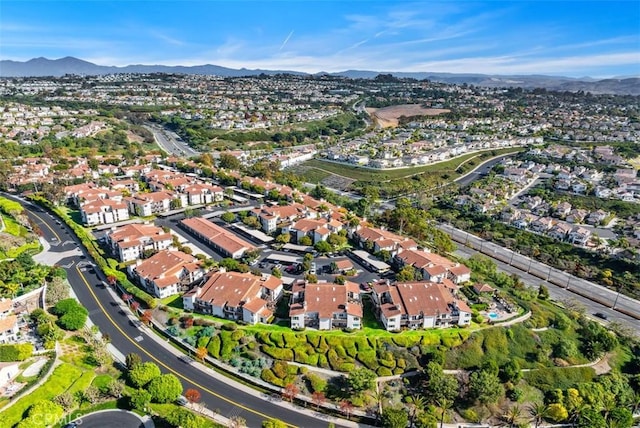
[454,154,512,187]
[71,410,147,428]
[440,223,640,329]
[144,123,199,157]
[16,199,345,428]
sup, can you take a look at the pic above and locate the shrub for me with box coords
[305,373,327,393]
[207,335,221,359]
[257,331,273,345]
[357,350,379,371]
[261,368,284,387]
[524,367,595,392]
[272,360,289,379]
[16,401,63,428]
[148,374,183,403]
[317,354,329,368]
[261,346,293,361]
[376,367,392,376]
[128,361,161,388]
[0,343,33,361]
[221,322,237,331]
[270,332,285,348]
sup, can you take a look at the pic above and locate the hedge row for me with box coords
[254,330,465,374]
[0,343,33,361]
[28,195,157,308]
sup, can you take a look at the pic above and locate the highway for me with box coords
[440,223,640,329]
[15,198,348,428]
[144,123,200,157]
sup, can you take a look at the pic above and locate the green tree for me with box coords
[129,388,152,411]
[221,212,236,223]
[275,233,291,244]
[219,153,242,170]
[148,373,183,403]
[126,353,142,370]
[538,284,550,300]
[468,369,504,404]
[166,408,209,428]
[576,407,605,428]
[348,368,377,394]
[423,362,458,403]
[128,361,161,388]
[500,360,521,383]
[381,407,409,428]
[299,236,312,246]
[314,240,332,254]
[272,267,282,278]
[396,265,420,282]
[607,408,633,428]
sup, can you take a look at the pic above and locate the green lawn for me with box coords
[303,148,524,182]
[1,215,29,237]
[161,294,183,310]
[2,363,84,426]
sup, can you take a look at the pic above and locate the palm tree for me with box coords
[436,398,453,428]
[502,404,522,428]
[406,395,426,428]
[528,402,549,428]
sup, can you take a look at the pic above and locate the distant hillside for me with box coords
[0,56,305,78]
[1,57,638,95]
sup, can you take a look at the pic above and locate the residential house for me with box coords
[587,210,609,226]
[289,281,362,330]
[128,250,205,299]
[548,222,573,241]
[568,227,591,246]
[180,217,255,259]
[183,271,283,324]
[126,191,175,217]
[530,217,555,233]
[105,223,174,262]
[250,203,314,234]
[0,362,20,388]
[555,202,572,217]
[0,299,18,344]
[285,218,343,244]
[181,183,224,206]
[353,226,417,256]
[566,209,588,224]
[80,199,130,226]
[370,281,472,331]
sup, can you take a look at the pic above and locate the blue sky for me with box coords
[1,1,639,77]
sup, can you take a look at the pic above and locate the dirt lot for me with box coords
[366,104,450,127]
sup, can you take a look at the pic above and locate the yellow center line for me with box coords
[30,210,295,426]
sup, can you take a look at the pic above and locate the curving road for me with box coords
[13,197,349,428]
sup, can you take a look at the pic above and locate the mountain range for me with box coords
[1,57,638,95]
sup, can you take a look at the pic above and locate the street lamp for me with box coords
[612,285,622,310]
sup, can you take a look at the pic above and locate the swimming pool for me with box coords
[488,312,498,319]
